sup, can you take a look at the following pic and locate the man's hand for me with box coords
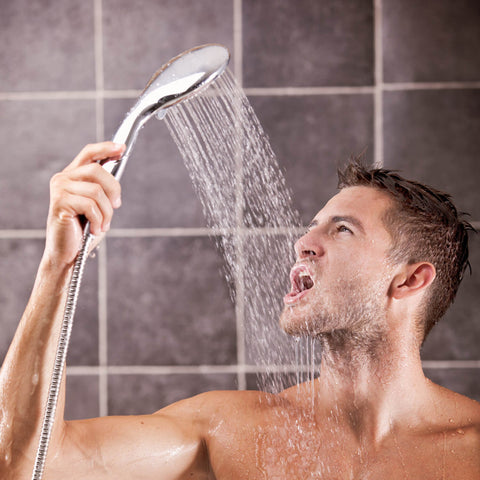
[43,142,125,266]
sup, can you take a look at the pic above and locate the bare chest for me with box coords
[207,421,480,480]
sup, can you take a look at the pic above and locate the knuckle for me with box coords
[50,172,66,191]
[50,172,62,185]
[90,161,106,178]
[86,199,100,219]
[84,161,99,172]
[91,182,103,198]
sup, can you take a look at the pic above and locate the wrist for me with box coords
[37,251,74,289]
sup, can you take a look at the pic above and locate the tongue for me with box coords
[299,275,314,291]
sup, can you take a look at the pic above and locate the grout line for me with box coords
[94,0,104,92]
[67,365,241,375]
[96,95,105,142]
[0,230,46,239]
[0,91,98,100]
[109,365,242,375]
[233,0,243,87]
[422,361,480,369]
[244,86,375,96]
[3,222,479,240]
[66,361,480,376]
[94,0,109,417]
[94,0,105,142]
[233,10,247,389]
[2,81,479,102]
[106,226,307,238]
[374,0,384,167]
[383,81,480,91]
[107,227,227,237]
[0,89,140,101]
[102,89,142,98]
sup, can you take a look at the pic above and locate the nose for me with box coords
[294,229,324,259]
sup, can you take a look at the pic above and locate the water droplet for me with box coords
[156,109,167,120]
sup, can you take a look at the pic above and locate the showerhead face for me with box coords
[104,43,230,180]
[141,43,230,111]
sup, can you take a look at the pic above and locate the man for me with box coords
[1,141,479,479]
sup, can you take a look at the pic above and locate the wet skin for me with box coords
[1,143,479,479]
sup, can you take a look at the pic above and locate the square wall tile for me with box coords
[243,0,374,87]
[104,99,206,228]
[422,232,480,361]
[0,0,95,91]
[0,239,45,364]
[384,90,480,219]
[0,99,96,229]
[249,94,374,224]
[423,368,480,402]
[0,238,99,366]
[102,0,234,90]
[108,373,237,415]
[65,374,99,420]
[107,236,236,365]
[383,0,480,83]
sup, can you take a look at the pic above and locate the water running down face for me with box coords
[280,186,396,339]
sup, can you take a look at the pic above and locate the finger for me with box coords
[62,180,114,232]
[52,191,105,236]
[50,172,116,235]
[65,142,126,170]
[63,163,122,208]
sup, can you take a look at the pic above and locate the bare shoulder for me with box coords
[156,388,291,445]
[427,379,480,425]
[425,380,480,455]
[158,388,282,422]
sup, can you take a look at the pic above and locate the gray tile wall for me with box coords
[0,0,479,420]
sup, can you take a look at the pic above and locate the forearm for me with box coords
[0,142,126,478]
[0,254,72,476]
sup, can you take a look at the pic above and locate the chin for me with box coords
[279,306,301,335]
[279,306,319,337]
[280,300,349,339]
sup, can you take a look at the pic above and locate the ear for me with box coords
[389,262,436,300]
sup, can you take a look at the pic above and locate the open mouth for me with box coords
[284,264,314,305]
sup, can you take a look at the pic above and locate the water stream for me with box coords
[164,69,321,393]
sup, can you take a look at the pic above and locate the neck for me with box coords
[313,326,427,443]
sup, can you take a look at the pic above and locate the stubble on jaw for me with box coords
[280,273,391,351]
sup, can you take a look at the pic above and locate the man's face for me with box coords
[280,186,396,337]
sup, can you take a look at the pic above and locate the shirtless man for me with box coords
[1,141,479,479]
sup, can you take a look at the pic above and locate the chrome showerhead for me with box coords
[102,43,230,180]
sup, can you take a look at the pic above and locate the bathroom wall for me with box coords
[0,0,479,419]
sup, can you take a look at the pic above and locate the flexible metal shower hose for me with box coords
[31,231,94,480]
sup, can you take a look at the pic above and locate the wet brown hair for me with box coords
[337,158,475,341]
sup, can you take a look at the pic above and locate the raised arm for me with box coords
[0,143,209,479]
